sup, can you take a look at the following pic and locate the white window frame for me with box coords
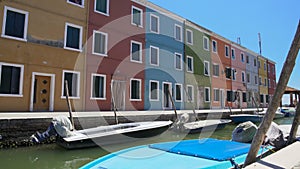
[150,14,159,34]
[232,68,236,81]
[150,45,159,66]
[204,61,210,76]
[186,85,194,102]
[186,29,193,45]
[94,0,110,16]
[268,79,271,88]
[213,88,220,102]
[246,55,250,64]
[231,48,236,60]
[241,53,245,63]
[149,80,159,101]
[64,22,83,52]
[92,30,108,56]
[67,0,85,8]
[61,70,80,99]
[90,73,106,100]
[174,53,182,71]
[131,6,143,27]
[1,6,29,42]
[203,36,209,51]
[130,78,142,101]
[0,62,24,97]
[225,45,230,58]
[174,24,182,42]
[186,56,194,73]
[205,87,211,103]
[241,71,245,83]
[175,83,183,102]
[212,63,220,77]
[130,40,143,63]
[247,73,250,84]
[212,40,217,53]
[259,76,262,85]
[264,78,267,87]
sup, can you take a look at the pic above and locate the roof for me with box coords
[285,86,300,94]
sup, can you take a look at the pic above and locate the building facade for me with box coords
[258,56,269,107]
[245,49,259,108]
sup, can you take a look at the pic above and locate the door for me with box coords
[197,87,204,109]
[33,76,51,111]
[163,83,171,109]
[111,80,126,111]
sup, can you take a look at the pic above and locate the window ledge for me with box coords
[0,94,23,97]
[1,34,27,42]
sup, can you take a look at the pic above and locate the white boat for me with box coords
[257,109,285,119]
[56,120,172,149]
[230,114,264,123]
[180,119,232,134]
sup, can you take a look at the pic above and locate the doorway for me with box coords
[30,73,55,111]
[163,82,172,109]
[111,80,126,111]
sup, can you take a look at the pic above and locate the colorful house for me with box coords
[144,2,185,110]
[230,43,247,108]
[184,20,211,110]
[245,49,259,108]
[258,56,269,107]
[267,60,276,103]
[0,0,87,112]
[210,33,228,109]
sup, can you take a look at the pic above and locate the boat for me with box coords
[230,114,263,123]
[80,138,273,169]
[278,124,300,138]
[56,120,173,149]
[180,119,232,134]
[257,109,285,119]
[279,107,296,117]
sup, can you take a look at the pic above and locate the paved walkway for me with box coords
[0,108,260,120]
[245,141,300,169]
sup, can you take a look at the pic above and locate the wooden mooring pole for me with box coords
[244,20,300,167]
[287,102,300,145]
[65,80,75,131]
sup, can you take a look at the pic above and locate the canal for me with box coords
[0,117,293,169]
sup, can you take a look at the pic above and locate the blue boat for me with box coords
[280,107,296,117]
[230,114,263,123]
[80,138,272,169]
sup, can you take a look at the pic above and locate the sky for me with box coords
[149,0,300,104]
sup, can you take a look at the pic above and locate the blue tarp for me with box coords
[149,138,251,161]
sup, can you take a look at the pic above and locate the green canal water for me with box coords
[0,117,293,169]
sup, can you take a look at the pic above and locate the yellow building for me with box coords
[258,56,268,107]
[0,0,87,112]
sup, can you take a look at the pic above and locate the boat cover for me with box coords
[149,138,252,161]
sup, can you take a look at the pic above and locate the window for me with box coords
[232,69,236,80]
[246,55,249,64]
[247,73,250,83]
[91,74,106,99]
[268,79,271,87]
[259,76,262,85]
[254,58,257,67]
[205,87,210,102]
[94,0,109,15]
[62,70,80,98]
[212,64,219,77]
[131,41,142,63]
[243,93,247,102]
[67,0,84,7]
[130,79,141,101]
[174,24,182,41]
[203,36,209,51]
[255,75,258,85]
[186,56,193,73]
[93,30,108,56]
[175,84,182,102]
[0,62,24,96]
[204,61,210,76]
[150,46,159,66]
[132,6,143,27]
[241,71,245,83]
[174,53,182,70]
[267,64,270,72]
[264,78,267,86]
[214,89,220,102]
[227,91,233,102]
[264,62,267,71]
[241,53,245,63]
[149,80,159,101]
[225,45,229,57]
[186,29,193,45]
[64,23,83,51]
[186,85,194,102]
[2,6,28,41]
[260,94,264,103]
[231,48,235,60]
[258,60,261,68]
[225,67,231,79]
[150,14,159,33]
[212,40,217,53]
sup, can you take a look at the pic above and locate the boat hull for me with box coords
[230,114,263,123]
[182,119,232,134]
[56,121,172,149]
